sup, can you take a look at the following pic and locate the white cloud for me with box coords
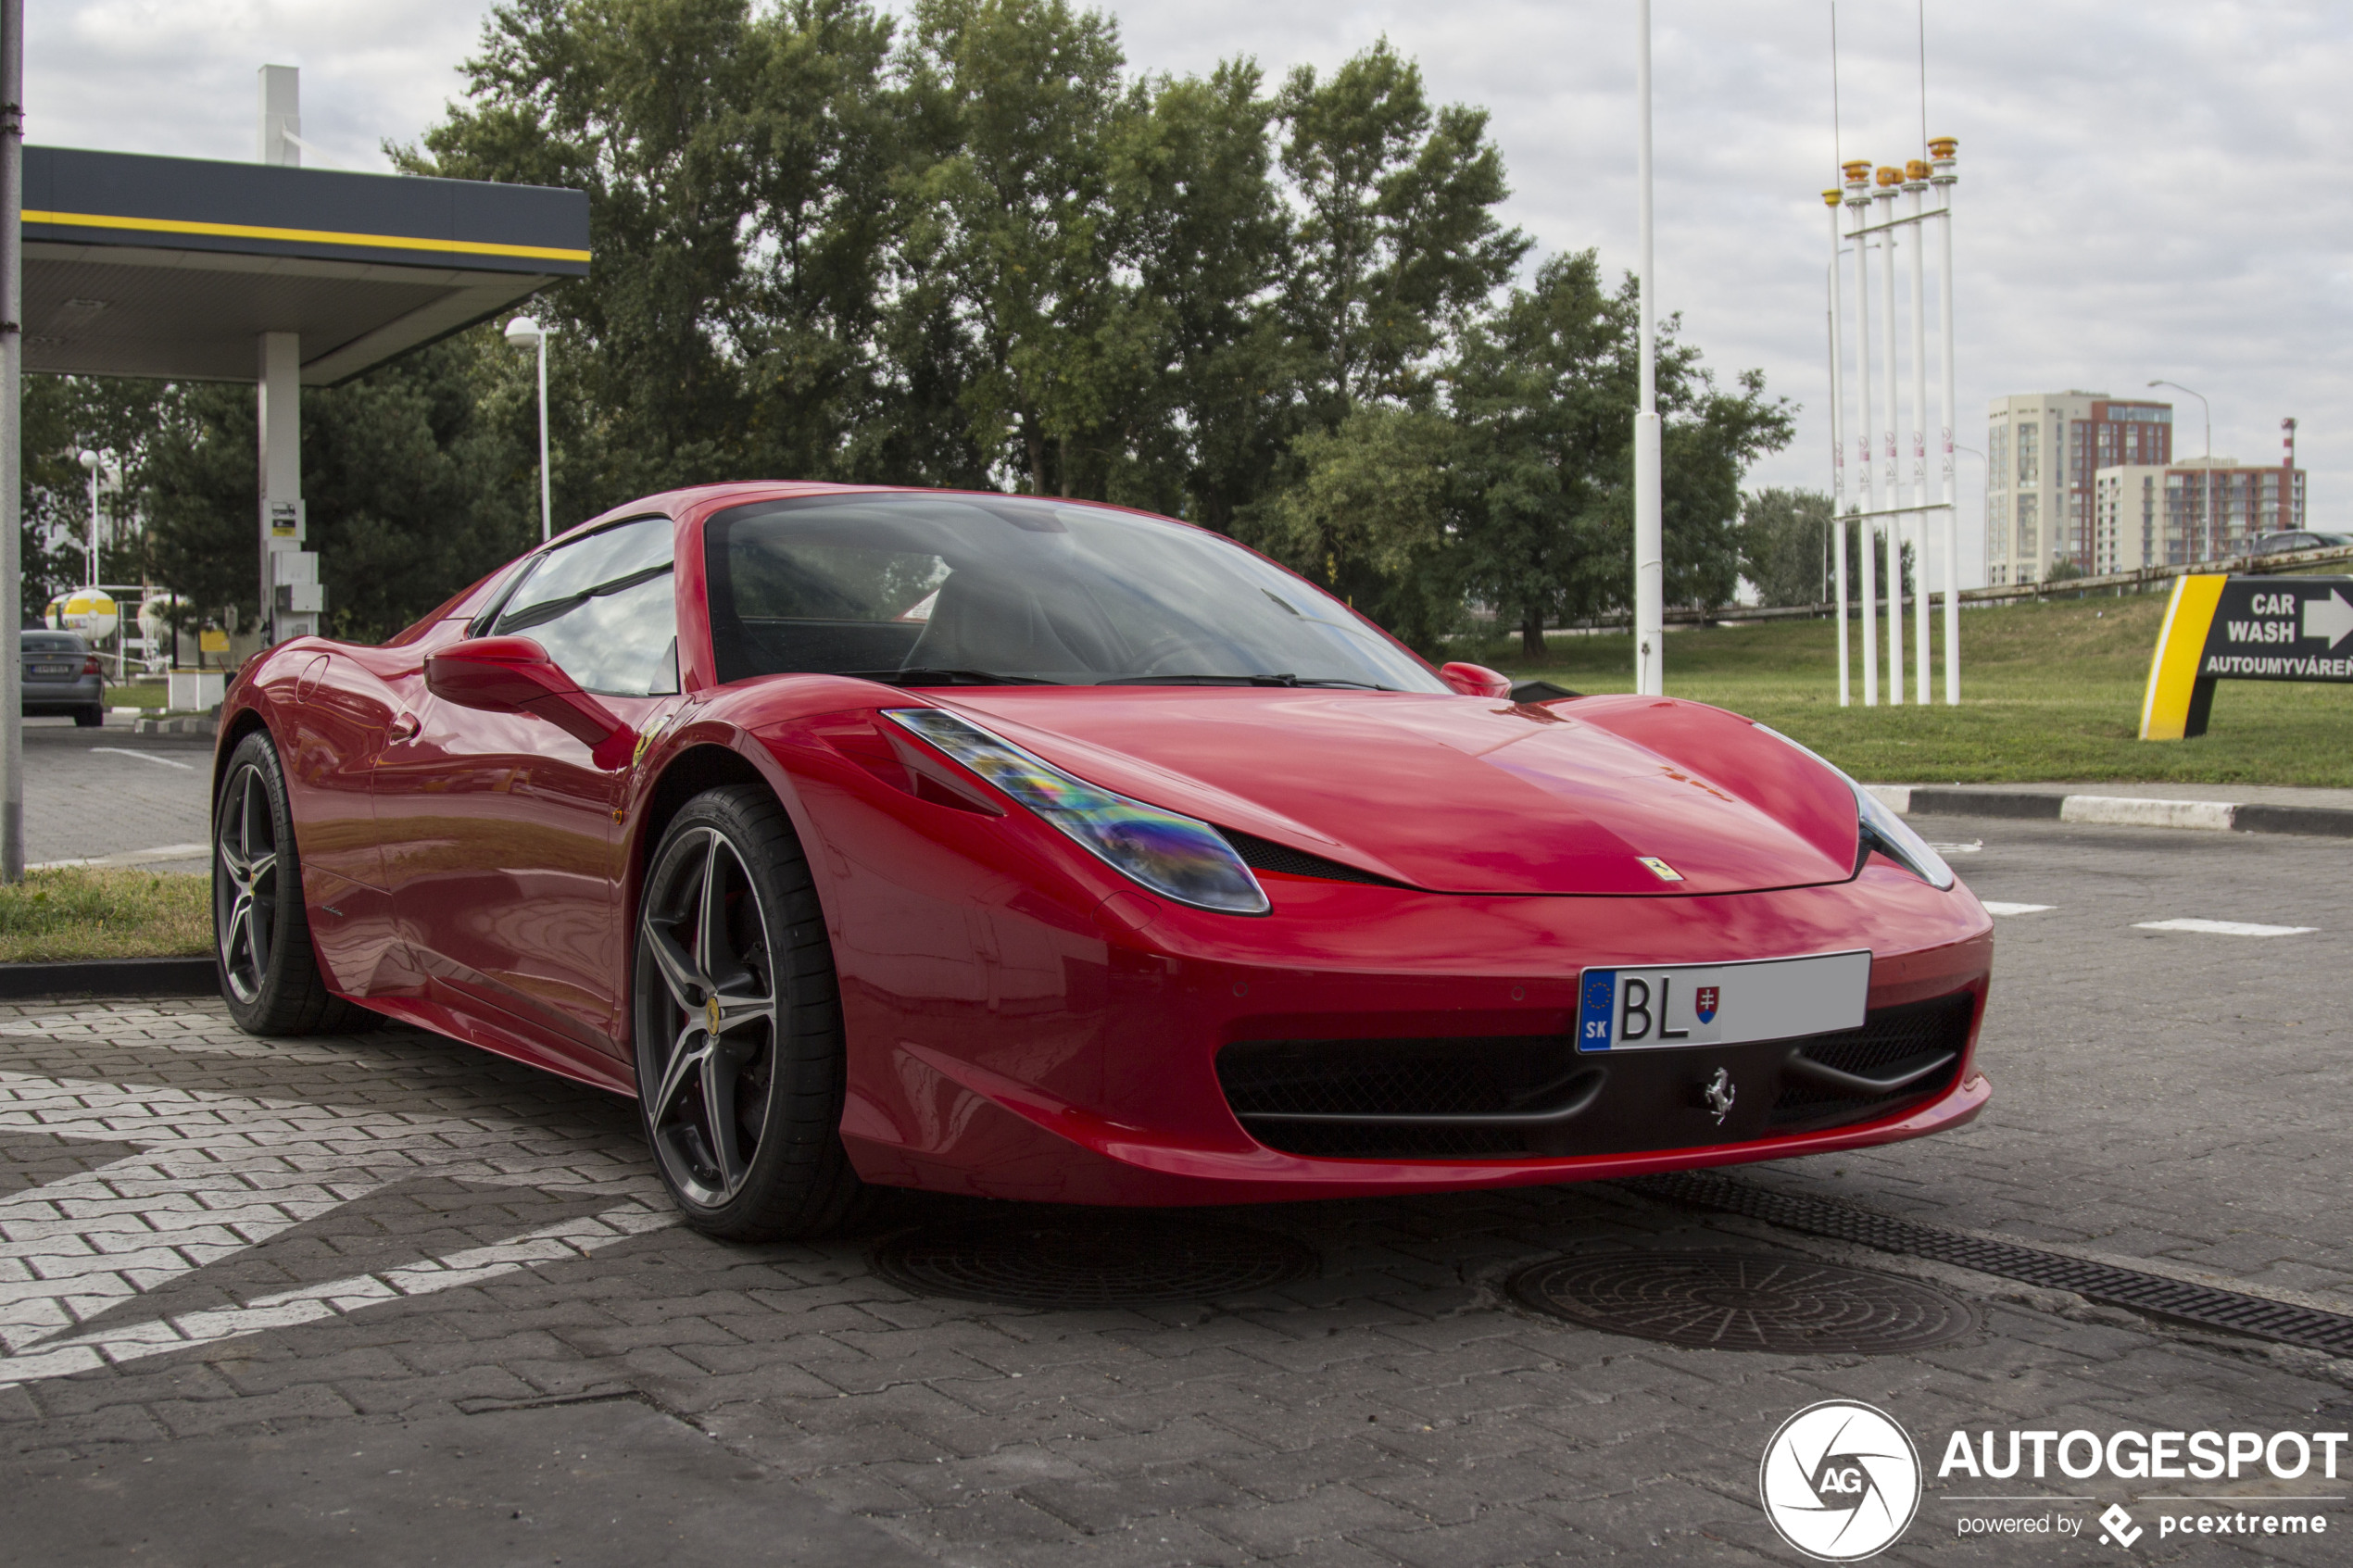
[27,1,2353,583]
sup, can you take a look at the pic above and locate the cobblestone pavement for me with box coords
[0,816,2347,1565]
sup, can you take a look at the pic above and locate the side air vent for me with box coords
[1217,828,1411,888]
[1768,992,1974,1130]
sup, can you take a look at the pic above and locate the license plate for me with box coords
[30,664,69,677]
[1576,950,1870,1052]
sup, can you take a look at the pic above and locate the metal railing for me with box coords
[1544,541,2353,633]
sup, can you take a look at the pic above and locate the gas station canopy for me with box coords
[19,144,589,385]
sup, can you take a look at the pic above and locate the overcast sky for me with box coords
[26,2,2353,585]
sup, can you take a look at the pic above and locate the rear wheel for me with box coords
[633,786,864,1240]
[213,731,368,1035]
[73,705,101,728]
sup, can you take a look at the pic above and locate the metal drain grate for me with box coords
[1511,1251,1980,1352]
[871,1218,1316,1308]
[1629,1171,2353,1357]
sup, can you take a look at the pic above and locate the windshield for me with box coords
[703,493,1446,692]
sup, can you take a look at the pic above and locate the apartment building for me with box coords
[1985,392,2171,584]
[2092,457,2306,571]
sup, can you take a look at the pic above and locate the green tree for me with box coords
[19,376,171,620]
[1441,262,1793,652]
[893,0,1141,496]
[405,0,906,509]
[1736,487,1834,608]
[1447,252,1627,654]
[142,332,541,646]
[1274,39,1527,421]
[1252,406,1463,649]
[1103,59,1289,524]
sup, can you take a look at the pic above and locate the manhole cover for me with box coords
[1510,1250,1979,1353]
[872,1218,1316,1307]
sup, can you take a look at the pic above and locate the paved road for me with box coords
[19,717,214,872]
[0,816,2347,1566]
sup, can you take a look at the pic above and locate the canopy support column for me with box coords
[258,331,319,643]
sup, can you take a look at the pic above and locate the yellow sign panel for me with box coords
[2138,575,2226,740]
[199,629,231,654]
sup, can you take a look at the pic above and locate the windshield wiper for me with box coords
[1099,673,1395,690]
[838,667,1059,686]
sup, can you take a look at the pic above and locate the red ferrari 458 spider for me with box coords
[214,483,1991,1237]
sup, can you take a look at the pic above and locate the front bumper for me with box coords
[833,856,1994,1207]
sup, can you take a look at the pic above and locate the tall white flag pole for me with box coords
[1876,166,1903,705]
[1826,194,1848,708]
[1631,0,1664,697]
[1844,162,1876,708]
[1933,138,1960,703]
[1906,159,1931,703]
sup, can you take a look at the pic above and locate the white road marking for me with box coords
[1981,902,2054,916]
[1,1204,671,1388]
[0,1051,674,1388]
[1925,840,1983,854]
[88,746,195,771]
[2133,918,2316,937]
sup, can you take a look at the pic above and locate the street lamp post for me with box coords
[506,316,554,544]
[2148,379,2211,560]
[77,448,101,588]
[2,0,21,883]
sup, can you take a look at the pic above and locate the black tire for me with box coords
[74,705,102,728]
[213,730,369,1035]
[632,785,864,1240]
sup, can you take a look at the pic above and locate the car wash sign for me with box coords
[2141,575,2353,739]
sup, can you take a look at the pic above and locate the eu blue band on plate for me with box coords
[1578,970,1617,1051]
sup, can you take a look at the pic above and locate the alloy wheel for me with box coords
[214,764,280,1005]
[638,827,778,1208]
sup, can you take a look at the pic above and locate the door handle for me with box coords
[386,712,420,742]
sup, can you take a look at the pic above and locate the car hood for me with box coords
[935,689,1861,897]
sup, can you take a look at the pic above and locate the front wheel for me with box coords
[213,730,368,1035]
[632,785,864,1240]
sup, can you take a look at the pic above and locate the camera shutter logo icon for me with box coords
[1758,1400,1922,1561]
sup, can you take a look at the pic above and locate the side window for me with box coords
[490,516,679,696]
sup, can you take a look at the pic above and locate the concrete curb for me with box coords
[1865,784,2353,838]
[132,714,218,737]
[0,957,217,1000]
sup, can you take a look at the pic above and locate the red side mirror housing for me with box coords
[425,636,636,770]
[1439,661,1514,699]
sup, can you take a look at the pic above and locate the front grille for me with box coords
[1217,829,1409,888]
[1217,989,1979,1160]
[1257,1123,1534,1160]
[1768,993,1975,1130]
[1217,1034,1582,1121]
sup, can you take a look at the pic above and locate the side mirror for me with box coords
[1439,661,1513,699]
[425,635,636,770]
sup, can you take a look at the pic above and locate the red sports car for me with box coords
[214,484,1992,1237]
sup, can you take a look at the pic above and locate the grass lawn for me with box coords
[1453,589,2353,787]
[0,868,209,963]
[109,680,167,710]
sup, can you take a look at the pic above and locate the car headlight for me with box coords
[1751,723,1955,890]
[883,708,1271,915]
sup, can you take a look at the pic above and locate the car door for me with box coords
[372,516,683,1060]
